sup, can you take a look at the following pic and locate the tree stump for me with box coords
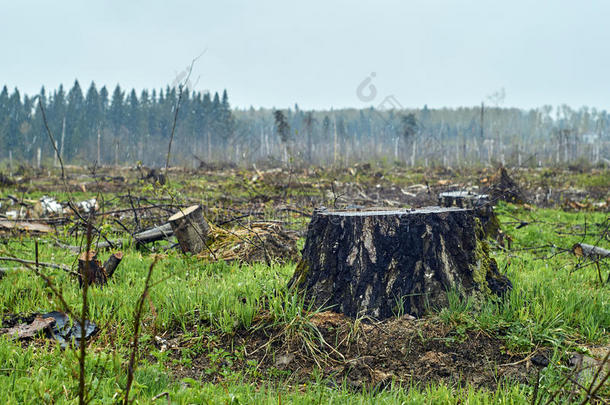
[103,252,123,278]
[438,191,489,209]
[78,250,124,287]
[438,191,499,237]
[168,205,210,255]
[290,207,511,319]
[483,167,525,204]
[78,251,106,287]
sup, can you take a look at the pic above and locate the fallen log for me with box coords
[133,223,173,244]
[290,207,511,319]
[54,223,174,252]
[0,311,97,345]
[572,243,610,260]
[169,205,210,254]
[0,220,53,233]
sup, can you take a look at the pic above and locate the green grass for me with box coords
[0,172,608,403]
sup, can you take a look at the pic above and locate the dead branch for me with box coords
[165,52,204,174]
[0,256,75,275]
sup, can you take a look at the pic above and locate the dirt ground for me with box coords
[168,311,533,390]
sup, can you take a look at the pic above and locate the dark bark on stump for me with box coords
[290,207,511,319]
[168,205,210,255]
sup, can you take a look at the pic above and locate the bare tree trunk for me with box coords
[479,102,485,161]
[207,131,211,161]
[115,141,119,167]
[411,139,417,167]
[60,117,66,163]
[333,116,338,166]
[97,129,101,165]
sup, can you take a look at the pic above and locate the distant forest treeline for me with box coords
[0,81,608,168]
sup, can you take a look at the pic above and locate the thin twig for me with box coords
[0,256,75,275]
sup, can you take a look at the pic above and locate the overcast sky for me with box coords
[2,0,609,110]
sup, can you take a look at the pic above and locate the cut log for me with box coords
[168,205,210,254]
[438,191,499,237]
[78,251,107,287]
[55,223,174,253]
[0,220,53,233]
[134,223,173,244]
[572,243,610,260]
[290,207,511,319]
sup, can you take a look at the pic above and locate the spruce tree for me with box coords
[99,86,109,112]
[127,89,146,140]
[0,86,9,155]
[84,82,102,137]
[6,88,23,155]
[109,85,124,135]
[66,80,85,158]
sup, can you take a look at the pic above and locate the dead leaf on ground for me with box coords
[0,316,54,340]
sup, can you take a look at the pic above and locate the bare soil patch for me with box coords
[169,312,532,390]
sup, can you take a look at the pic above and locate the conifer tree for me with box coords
[66,80,85,157]
[109,85,124,135]
[84,82,102,137]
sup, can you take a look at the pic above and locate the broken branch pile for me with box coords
[205,222,299,264]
